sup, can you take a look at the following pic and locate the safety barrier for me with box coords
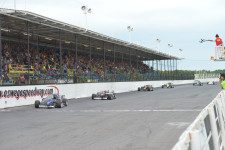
[195,73,220,79]
[173,90,225,150]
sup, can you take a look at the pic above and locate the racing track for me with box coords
[0,84,221,150]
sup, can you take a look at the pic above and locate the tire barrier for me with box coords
[173,91,225,150]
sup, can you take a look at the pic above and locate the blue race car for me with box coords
[34,94,68,108]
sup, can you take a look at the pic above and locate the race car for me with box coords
[162,82,174,88]
[92,90,116,100]
[138,85,154,91]
[193,80,203,86]
[207,81,216,85]
[35,94,68,108]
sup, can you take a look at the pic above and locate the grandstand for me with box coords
[0,8,193,85]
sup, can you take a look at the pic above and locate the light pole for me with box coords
[127,26,134,43]
[168,43,173,56]
[156,38,161,52]
[81,5,92,31]
[25,0,27,10]
[178,49,183,70]
[179,49,183,57]
[14,0,16,10]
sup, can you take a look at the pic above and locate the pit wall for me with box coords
[0,78,218,109]
[173,90,225,150]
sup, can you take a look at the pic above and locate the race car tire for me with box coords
[138,87,141,91]
[107,94,113,100]
[62,99,68,107]
[35,100,40,108]
[55,100,62,108]
[147,88,150,91]
[92,94,96,100]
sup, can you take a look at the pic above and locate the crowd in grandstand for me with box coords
[1,41,150,84]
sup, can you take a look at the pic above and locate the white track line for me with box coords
[54,109,202,113]
[0,109,202,113]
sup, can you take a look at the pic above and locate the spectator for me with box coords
[19,74,26,84]
[1,41,151,84]
[220,73,225,90]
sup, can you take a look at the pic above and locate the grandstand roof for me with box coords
[0,8,179,61]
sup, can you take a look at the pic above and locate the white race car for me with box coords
[138,85,154,91]
[92,90,116,100]
[207,81,216,85]
[162,82,174,88]
[193,80,203,86]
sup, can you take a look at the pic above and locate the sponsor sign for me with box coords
[0,86,59,100]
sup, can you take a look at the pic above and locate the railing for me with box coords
[212,46,225,61]
[0,63,194,85]
[173,90,225,150]
[195,73,220,79]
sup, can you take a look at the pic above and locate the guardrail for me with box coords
[195,73,220,79]
[173,90,225,150]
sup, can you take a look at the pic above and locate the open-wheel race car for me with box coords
[193,80,203,86]
[92,90,116,100]
[207,81,216,85]
[138,85,154,91]
[35,94,68,108]
[162,82,174,88]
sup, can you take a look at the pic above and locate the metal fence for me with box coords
[173,90,225,150]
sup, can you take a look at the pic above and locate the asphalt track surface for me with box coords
[0,84,221,150]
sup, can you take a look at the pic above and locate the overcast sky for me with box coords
[1,0,225,70]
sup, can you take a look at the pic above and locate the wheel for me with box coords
[147,88,150,91]
[107,94,112,100]
[62,99,68,107]
[54,100,62,108]
[35,100,40,108]
[92,94,96,100]
[138,87,141,91]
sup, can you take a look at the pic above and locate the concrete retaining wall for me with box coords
[0,78,218,109]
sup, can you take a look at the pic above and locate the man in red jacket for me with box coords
[215,34,224,59]
[215,34,223,46]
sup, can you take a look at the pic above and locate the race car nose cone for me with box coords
[47,101,52,106]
